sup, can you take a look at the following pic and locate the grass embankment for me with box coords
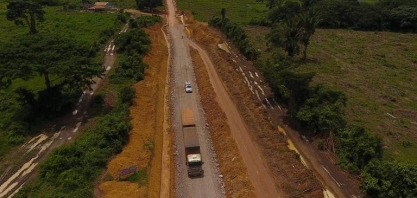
[176,0,267,24]
[0,4,121,160]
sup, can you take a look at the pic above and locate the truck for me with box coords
[181,109,204,177]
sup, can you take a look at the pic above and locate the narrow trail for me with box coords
[0,28,120,198]
[184,38,282,198]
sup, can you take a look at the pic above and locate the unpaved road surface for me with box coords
[167,0,224,197]
[192,26,363,197]
[185,40,282,198]
[167,0,281,197]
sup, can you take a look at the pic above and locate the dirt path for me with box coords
[0,37,118,198]
[184,38,282,198]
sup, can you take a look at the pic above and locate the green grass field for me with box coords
[176,0,268,24]
[245,27,417,164]
[0,3,122,159]
[302,29,417,164]
[0,5,119,43]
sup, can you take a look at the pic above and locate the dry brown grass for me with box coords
[190,48,256,198]
[98,23,168,198]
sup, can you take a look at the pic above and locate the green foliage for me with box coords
[134,0,163,11]
[0,33,102,125]
[297,85,346,135]
[129,15,161,29]
[115,27,150,55]
[387,6,417,32]
[267,0,301,23]
[264,65,314,117]
[0,33,102,90]
[361,161,417,197]
[311,0,417,32]
[17,98,132,197]
[209,16,260,60]
[118,87,136,105]
[6,0,46,34]
[121,168,148,186]
[112,16,156,83]
[337,126,382,174]
[266,6,321,59]
[175,0,268,25]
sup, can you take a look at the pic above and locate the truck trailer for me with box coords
[181,109,204,177]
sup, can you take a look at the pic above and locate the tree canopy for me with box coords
[0,33,102,92]
[6,0,46,34]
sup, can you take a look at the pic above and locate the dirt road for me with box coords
[185,38,282,198]
[167,0,282,197]
[166,1,224,197]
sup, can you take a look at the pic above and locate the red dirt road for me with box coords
[185,37,282,198]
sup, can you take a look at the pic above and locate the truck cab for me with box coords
[186,153,204,176]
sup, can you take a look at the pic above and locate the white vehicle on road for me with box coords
[185,81,192,93]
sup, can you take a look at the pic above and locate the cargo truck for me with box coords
[181,109,204,177]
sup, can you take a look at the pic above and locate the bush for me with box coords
[118,87,136,105]
[361,160,417,197]
[18,100,131,197]
[336,126,382,174]
[209,16,260,60]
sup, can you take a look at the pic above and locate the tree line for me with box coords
[0,5,125,146]
[13,15,160,197]
[261,0,417,32]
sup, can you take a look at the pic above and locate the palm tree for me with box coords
[282,17,301,57]
[298,8,322,60]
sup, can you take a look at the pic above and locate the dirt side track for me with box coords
[190,48,256,197]
[185,20,324,197]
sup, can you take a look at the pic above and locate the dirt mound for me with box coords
[187,21,323,197]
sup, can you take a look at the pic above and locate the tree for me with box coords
[361,161,417,197]
[298,7,321,60]
[135,0,163,12]
[6,0,46,34]
[0,34,103,92]
[221,8,226,20]
[282,17,301,57]
[337,126,382,174]
[266,0,285,9]
[277,71,314,116]
[296,84,346,135]
[268,1,301,23]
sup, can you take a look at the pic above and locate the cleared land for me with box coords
[183,12,324,195]
[175,0,267,24]
[246,27,417,165]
